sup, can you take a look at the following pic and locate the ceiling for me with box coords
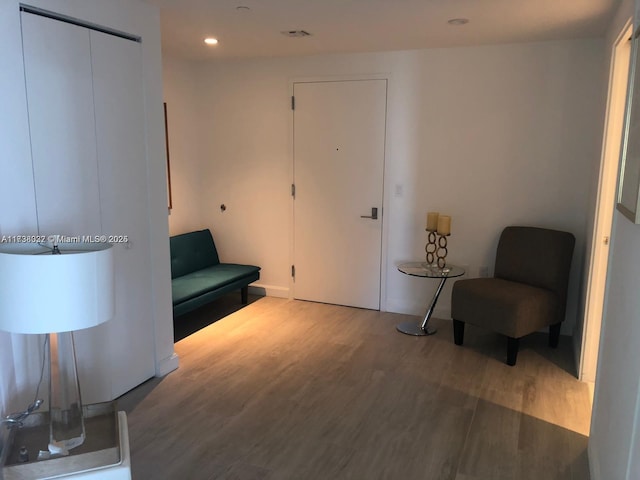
[145,0,621,61]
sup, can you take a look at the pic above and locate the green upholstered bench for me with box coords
[170,229,261,317]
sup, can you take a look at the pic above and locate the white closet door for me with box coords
[90,29,155,398]
[20,11,111,404]
[21,12,155,402]
[20,12,101,236]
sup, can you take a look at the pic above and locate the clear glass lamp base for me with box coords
[49,332,86,453]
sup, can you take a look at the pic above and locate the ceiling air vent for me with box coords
[281,30,311,37]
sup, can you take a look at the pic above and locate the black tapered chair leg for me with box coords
[549,322,561,348]
[506,337,519,366]
[453,319,465,345]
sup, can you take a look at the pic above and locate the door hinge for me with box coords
[291,96,295,110]
[291,265,295,278]
[291,183,296,198]
[604,236,610,246]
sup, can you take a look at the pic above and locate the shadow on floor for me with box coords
[173,293,263,342]
[436,318,579,377]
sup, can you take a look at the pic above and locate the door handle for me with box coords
[360,207,378,220]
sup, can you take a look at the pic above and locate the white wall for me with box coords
[163,55,207,235]
[0,0,177,415]
[589,0,640,476]
[183,39,605,325]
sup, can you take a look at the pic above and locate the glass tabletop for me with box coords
[397,262,465,278]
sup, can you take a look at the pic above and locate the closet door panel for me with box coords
[20,12,101,236]
[90,29,155,398]
[21,12,111,404]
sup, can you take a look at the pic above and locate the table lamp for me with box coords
[0,240,114,454]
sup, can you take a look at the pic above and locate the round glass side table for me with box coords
[396,262,465,336]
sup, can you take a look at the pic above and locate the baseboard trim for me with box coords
[385,298,452,320]
[249,284,289,299]
[155,352,179,377]
[385,298,424,316]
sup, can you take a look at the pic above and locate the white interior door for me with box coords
[21,12,154,402]
[293,79,387,310]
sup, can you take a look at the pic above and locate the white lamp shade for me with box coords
[0,242,115,334]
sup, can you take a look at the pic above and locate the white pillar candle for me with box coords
[426,212,439,231]
[437,215,451,236]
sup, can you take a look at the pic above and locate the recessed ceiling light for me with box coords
[204,37,219,45]
[447,18,469,26]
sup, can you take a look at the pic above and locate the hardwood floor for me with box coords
[118,296,592,480]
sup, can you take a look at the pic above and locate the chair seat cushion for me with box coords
[451,278,558,338]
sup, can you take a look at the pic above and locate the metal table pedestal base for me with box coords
[396,322,437,336]
[396,276,448,337]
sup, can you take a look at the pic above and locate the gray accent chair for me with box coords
[451,226,575,366]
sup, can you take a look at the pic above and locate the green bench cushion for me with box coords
[171,263,261,305]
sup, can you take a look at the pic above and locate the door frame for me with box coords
[288,74,391,311]
[579,20,633,382]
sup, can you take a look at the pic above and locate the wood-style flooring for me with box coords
[118,296,592,480]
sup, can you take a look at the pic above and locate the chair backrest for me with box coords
[170,229,220,279]
[494,226,575,300]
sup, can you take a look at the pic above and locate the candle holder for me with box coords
[425,230,437,266]
[437,233,449,268]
